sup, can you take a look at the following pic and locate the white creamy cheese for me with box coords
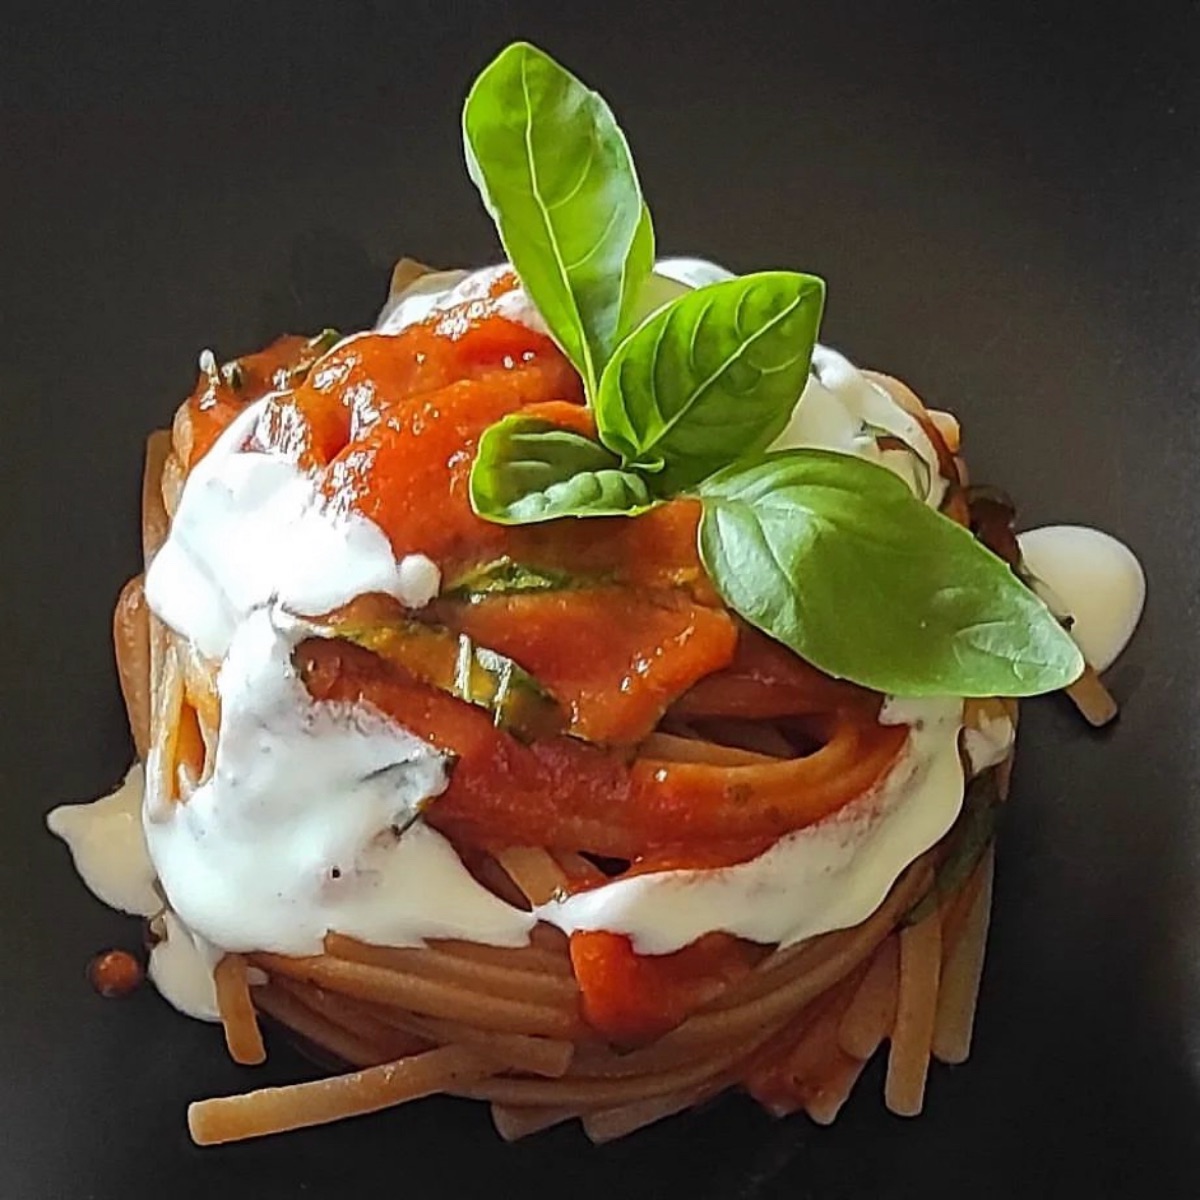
[46,764,160,917]
[132,296,969,964]
[54,697,960,963]
[143,606,532,955]
[148,911,221,1021]
[1017,525,1145,672]
[375,263,550,338]
[775,346,947,507]
[374,258,714,339]
[962,712,1016,775]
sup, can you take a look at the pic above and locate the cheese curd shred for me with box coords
[49,258,1143,1146]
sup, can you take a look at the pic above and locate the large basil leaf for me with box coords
[470,414,654,523]
[463,42,652,395]
[616,204,656,332]
[697,449,1084,696]
[595,272,824,493]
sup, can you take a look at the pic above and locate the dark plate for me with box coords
[3,3,1198,1197]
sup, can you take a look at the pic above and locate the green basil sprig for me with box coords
[596,271,824,493]
[463,41,652,396]
[470,415,653,523]
[457,40,1085,699]
[469,271,824,517]
[696,451,1083,696]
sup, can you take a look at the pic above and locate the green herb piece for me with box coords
[696,449,1085,696]
[595,272,824,493]
[470,414,654,523]
[445,557,581,599]
[277,329,344,389]
[308,328,342,354]
[319,616,565,742]
[463,41,651,395]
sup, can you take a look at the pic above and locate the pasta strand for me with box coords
[213,955,266,1066]
[188,1045,493,1146]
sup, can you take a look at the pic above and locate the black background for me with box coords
[3,2,1198,1197]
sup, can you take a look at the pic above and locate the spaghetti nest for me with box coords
[114,279,1018,1146]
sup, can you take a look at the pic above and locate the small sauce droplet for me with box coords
[87,949,145,998]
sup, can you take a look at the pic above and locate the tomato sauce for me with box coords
[177,335,314,468]
[430,588,737,744]
[180,273,901,1040]
[87,948,144,998]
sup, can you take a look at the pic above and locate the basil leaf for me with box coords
[622,267,690,332]
[617,204,656,332]
[697,449,1084,697]
[595,272,824,493]
[444,557,580,598]
[314,614,566,743]
[470,414,654,524]
[463,42,652,395]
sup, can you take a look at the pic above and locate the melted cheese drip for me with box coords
[1018,525,1145,672]
[148,912,221,1021]
[47,765,159,917]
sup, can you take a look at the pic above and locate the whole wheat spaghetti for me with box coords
[53,39,1138,1154]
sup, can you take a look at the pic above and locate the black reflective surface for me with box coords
[3,3,1198,1197]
